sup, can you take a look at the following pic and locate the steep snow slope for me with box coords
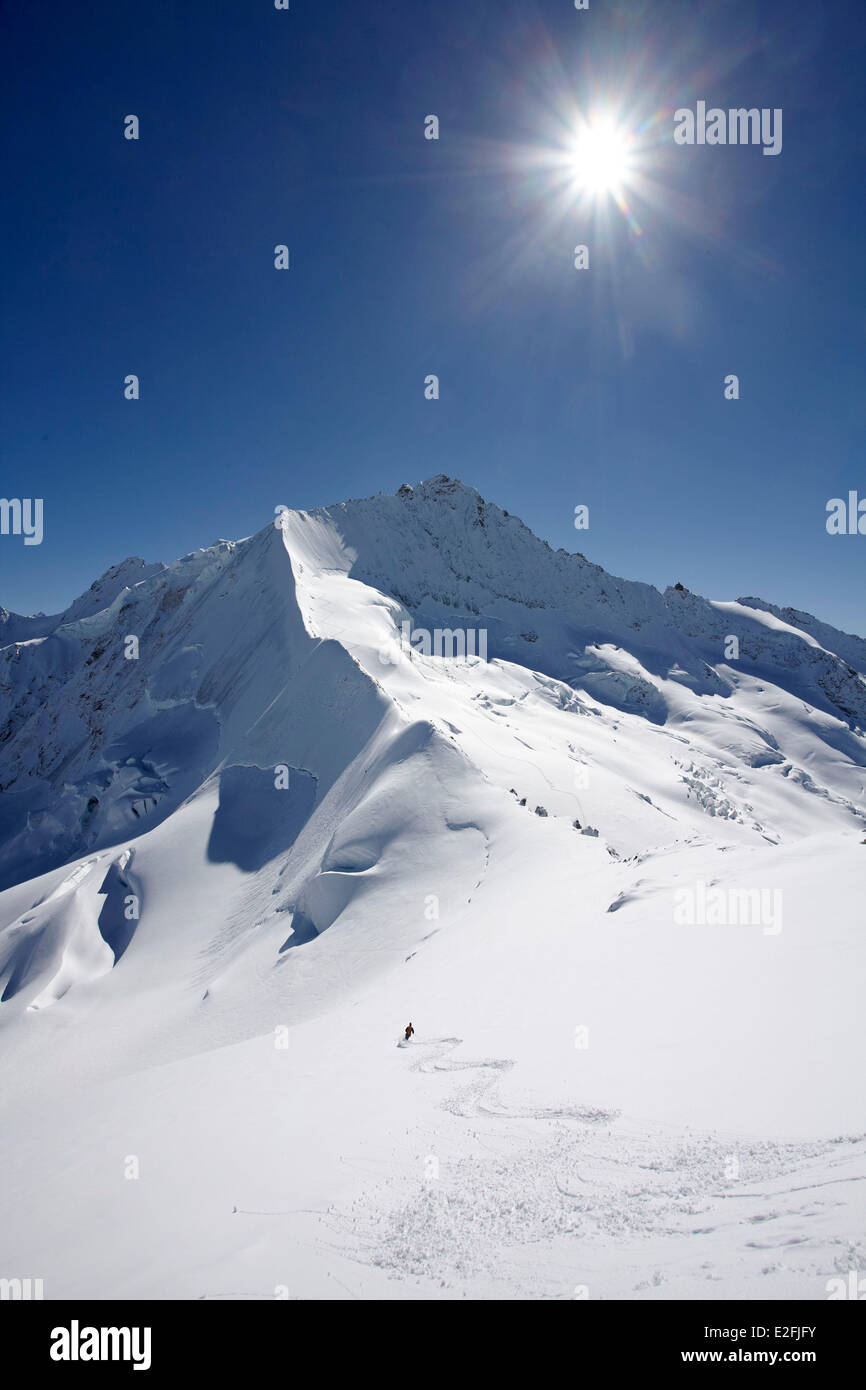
[0,477,863,1301]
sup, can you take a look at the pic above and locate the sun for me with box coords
[568,115,633,197]
[512,94,652,242]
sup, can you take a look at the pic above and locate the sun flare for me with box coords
[568,116,633,197]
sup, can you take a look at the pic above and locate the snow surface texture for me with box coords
[0,475,863,1300]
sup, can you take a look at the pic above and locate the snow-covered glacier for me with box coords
[0,476,863,1300]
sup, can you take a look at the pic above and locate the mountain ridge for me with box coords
[4,475,863,651]
[1,475,863,899]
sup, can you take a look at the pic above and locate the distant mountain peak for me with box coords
[398,474,483,503]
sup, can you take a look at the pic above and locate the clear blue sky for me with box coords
[2,0,864,634]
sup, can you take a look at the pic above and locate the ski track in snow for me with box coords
[333,1038,866,1298]
[403,1035,616,1124]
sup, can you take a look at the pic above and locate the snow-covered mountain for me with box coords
[1,475,864,1301]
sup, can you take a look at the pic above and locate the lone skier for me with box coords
[404,1022,414,1042]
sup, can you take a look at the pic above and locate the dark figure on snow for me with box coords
[404,1023,414,1041]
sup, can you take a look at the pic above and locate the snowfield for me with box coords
[0,475,863,1300]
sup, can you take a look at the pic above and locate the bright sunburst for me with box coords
[567,114,634,198]
[502,86,669,265]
